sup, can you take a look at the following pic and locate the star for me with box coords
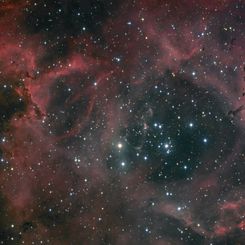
[117,143,123,149]
[203,138,208,143]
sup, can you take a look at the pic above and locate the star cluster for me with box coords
[0,0,244,244]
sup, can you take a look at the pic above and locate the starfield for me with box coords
[0,0,244,244]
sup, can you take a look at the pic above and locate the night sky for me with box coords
[0,0,244,244]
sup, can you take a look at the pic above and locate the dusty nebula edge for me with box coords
[0,0,244,244]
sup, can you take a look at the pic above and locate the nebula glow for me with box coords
[0,1,244,244]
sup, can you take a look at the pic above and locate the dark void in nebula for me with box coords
[0,0,244,244]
